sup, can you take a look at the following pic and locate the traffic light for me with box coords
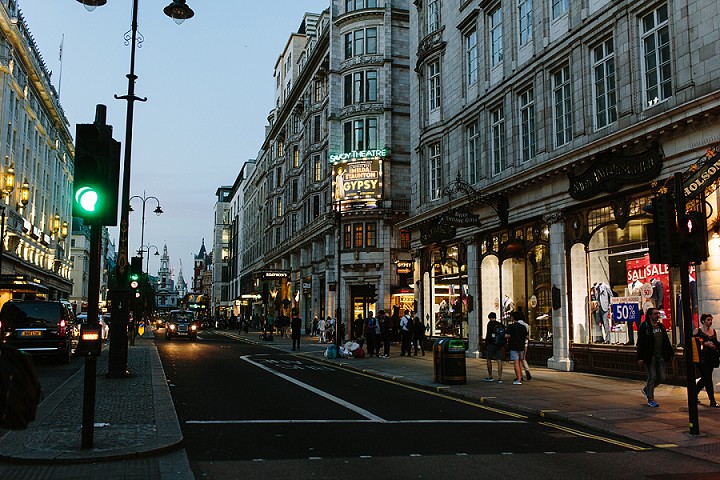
[678,210,708,264]
[646,193,679,265]
[367,284,377,304]
[73,122,121,225]
[130,256,143,298]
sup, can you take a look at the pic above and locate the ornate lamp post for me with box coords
[130,192,163,264]
[76,0,194,377]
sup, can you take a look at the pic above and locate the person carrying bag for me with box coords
[693,313,720,407]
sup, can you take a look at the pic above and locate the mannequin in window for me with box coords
[502,295,514,321]
[595,282,613,344]
[650,277,664,310]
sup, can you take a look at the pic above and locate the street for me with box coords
[156,329,720,479]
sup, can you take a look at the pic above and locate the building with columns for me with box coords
[237,2,413,333]
[0,0,73,306]
[402,0,720,379]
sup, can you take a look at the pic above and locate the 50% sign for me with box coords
[611,296,642,322]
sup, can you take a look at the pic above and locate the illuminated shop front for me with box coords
[478,222,552,343]
[422,243,468,338]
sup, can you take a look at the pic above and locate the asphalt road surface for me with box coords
[156,329,720,480]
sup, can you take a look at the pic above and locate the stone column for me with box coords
[465,237,481,358]
[543,212,574,371]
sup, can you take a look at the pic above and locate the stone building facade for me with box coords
[238,1,413,333]
[402,0,720,378]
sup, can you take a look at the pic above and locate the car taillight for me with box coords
[59,319,67,336]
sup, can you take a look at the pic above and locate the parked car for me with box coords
[0,300,79,363]
[165,310,198,341]
[76,313,110,341]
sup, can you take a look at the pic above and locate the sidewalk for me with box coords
[234,330,720,464]
[0,329,193,478]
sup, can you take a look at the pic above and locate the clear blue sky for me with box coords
[19,0,328,284]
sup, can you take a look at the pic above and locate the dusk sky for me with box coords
[20,0,329,284]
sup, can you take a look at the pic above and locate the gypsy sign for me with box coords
[332,158,383,201]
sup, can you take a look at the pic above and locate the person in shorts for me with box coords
[507,311,529,385]
[484,312,505,383]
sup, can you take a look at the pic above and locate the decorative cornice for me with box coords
[340,55,385,71]
[340,103,385,119]
[542,211,566,225]
[415,27,446,71]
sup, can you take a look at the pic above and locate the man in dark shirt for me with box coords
[506,311,528,385]
[637,307,673,407]
[484,312,505,383]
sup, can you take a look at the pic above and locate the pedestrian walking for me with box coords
[412,313,425,356]
[637,307,674,407]
[326,316,336,343]
[378,310,392,357]
[317,316,326,343]
[312,316,319,337]
[353,314,364,340]
[399,309,412,356]
[506,311,528,385]
[515,310,532,381]
[693,313,720,407]
[290,308,302,351]
[484,312,505,383]
[365,311,379,357]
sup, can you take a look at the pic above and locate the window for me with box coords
[312,114,321,143]
[345,27,378,59]
[313,195,320,218]
[465,29,478,86]
[291,214,298,235]
[276,197,282,217]
[314,80,324,103]
[354,30,365,56]
[518,88,536,162]
[346,0,376,12]
[276,140,284,158]
[354,223,364,248]
[293,145,299,167]
[344,70,378,105]
[429,142,442,200]
[641,4,671,107]
[491,107,506,175]
[466,121,480,184]
[592,38,617,129]
[365,222,377,247]
[552,65,572,147]
[292,179,298,202]
[428,60,441,112]
[343,224,352,249]
[518,0,532,46]
[275,227,281,246]
[428,0,440,33]
[551,0,567,19]
[400,230,410,249]
[490,7,503,67]
[343,118,378,151]
[313,155,321,182]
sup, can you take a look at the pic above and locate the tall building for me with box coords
[238,1,412,333]
[211,187,232,320]
[155,244,179,312]
[0,0,73,305]
[402,0,720,378]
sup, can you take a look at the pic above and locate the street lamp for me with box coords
[130,191,163,264]
[76,0,193,378]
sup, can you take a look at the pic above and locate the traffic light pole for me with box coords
[107,0,146,378]
[81,224,102,448]
[674,173,700,435]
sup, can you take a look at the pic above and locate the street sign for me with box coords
[611,296,641,323]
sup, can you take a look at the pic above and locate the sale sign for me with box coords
[611,296,641,323]
[625,255,671,325]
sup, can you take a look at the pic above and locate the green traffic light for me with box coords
[75,186,99,212]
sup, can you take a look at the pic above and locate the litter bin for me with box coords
[432,338,466,384]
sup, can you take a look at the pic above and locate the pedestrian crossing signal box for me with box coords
[77,325,102,357]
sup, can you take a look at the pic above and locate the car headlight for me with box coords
[190,324,197,331]
[170,324,176,331]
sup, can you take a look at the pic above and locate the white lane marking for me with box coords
[241,354,386,422]
[185,419,526,424]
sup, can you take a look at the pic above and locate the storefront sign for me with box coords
[396,261,413,274]
[329,148,389,163]
[420,222,456,245]
[568,143,663,200]
[683,146,720,199]
[332,159,383,201]
[440,208,482,227]
[259,270,290,279]
[611,296,641,323]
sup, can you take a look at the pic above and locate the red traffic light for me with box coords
[130,280,139,289]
